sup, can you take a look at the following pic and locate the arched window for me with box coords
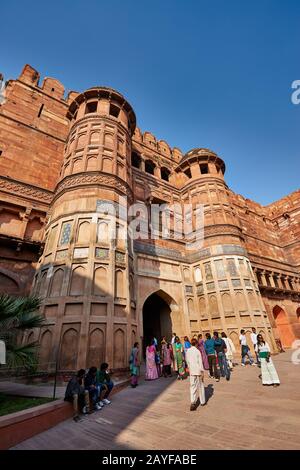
[200,163,209,174]
[109,103,120,118]
[85,101,97,114]
[145,159,155,175]
[184,168,192,179]
[161,167,170,181]
[131,151,141,169]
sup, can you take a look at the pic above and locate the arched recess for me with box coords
[115,270,125,298]
[209,295,218,316]
[187,298,194,316]
[104,133,114,148]
[59,328,79,370]
[87,328,105,366]
[86,156,98,171]
[0,271,19,295]
[72,158,84,174]
[183,268,190,281]
[198,296,207,316]
[113,328,125,368]
[297,307,300,321]
[97,221,109,243]
[248,291,259,309]
[39,271,49,297]
[235,291,247,312]
[93,267,107,296]
[273,305,295,348]
[194,267,202,283]
[77,221,90,243]
[77,134,86,148]
[49,268,64,297]
[222,292,234,313]
[70,266,86,295]
[102,158,112,173]
[229,330,239,351]
[39,330,52,368]
[90,131,100,143]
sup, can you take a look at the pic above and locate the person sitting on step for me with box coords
[96,362,114,405]
[64,369,90,422]
[85,366,103,411]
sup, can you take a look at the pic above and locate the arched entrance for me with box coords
[142,290,174,352]
[273,305,295,348]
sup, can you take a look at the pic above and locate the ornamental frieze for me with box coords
[54,172,133,200]
[204,224,244,239]
[0,176,53,204]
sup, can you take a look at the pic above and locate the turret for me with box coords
[60,87,136,186]
[33,87,137,372]
[175,148,225,183]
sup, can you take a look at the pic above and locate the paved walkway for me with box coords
[13,351,300,450]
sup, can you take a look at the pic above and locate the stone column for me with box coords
[260,270,267,286]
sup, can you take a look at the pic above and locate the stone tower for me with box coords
[34,87,137,370]
[175,148,275,348]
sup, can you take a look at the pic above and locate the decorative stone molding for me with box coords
[54,172,133,200]
[0,176,53,204]
[204,224,244,239]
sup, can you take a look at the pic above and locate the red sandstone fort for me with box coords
[0,65,299,370]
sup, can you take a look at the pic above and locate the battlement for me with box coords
[133,127,183,163]
[16,64,78,103]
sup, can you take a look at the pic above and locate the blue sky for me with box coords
[1,0,299,205]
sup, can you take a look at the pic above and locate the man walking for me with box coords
[214,331,230,381]
[186,338,206,411]
[250,327,259,365]
[205,333,220,381]
[239,329,256,366]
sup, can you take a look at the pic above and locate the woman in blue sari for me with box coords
[184,336,191,354]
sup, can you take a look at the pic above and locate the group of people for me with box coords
[139,328,280,411]
[65,328,280,420]
[64,362,114,422]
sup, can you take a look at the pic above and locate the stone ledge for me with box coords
[0,399,72,450]
[0,378,130,449]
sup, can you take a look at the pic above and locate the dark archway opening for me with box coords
[142,292,172,355]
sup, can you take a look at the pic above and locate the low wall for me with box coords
[0,378,129,449]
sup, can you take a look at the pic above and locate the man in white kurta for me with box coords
[185,338,205,411]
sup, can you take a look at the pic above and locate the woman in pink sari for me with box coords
[145,340,159,380]
[197,334,209,370]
